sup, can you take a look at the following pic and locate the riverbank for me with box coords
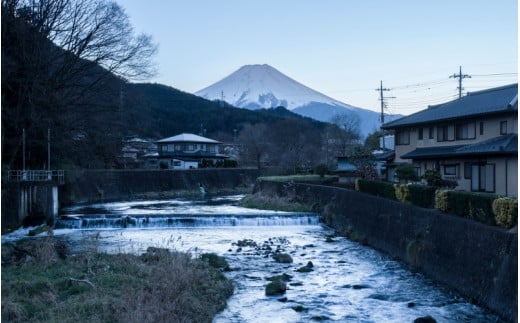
[1,236,233,322]
[251,180,518,322]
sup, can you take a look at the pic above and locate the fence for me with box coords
[7,170,65,185]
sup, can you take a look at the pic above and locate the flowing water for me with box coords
[4,195,503,323]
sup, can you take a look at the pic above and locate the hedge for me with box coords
[492,198,518,229]
[355,179,396,200]
[435,190,498,225]
[394,184,437,208]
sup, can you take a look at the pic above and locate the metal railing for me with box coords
[7,170,65,184]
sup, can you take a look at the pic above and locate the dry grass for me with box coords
[240,192,313,212]
[2,236,233,323]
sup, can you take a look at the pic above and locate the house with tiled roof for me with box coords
[382,84,517,197]
[144,133,229,169]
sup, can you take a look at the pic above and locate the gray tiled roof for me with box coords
[383,84,518,129]
[401,134,517,159]
[157,133,221,144]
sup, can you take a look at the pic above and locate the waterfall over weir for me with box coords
[57,195,320,229]
[56,213,320,229]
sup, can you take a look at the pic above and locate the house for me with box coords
[144,133,229,170]
[336,149,394,183]
[382,84,517,197]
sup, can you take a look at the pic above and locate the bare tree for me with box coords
[2,0,157,168]
[237,123,270,169]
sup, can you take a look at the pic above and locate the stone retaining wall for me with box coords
[61,168,260,205]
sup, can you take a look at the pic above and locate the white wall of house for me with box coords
[168,159,198,170]
[393,115,517,163]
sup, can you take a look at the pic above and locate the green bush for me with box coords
[435,190,498,225]
[434,190,449,212]
[395,164,419,183]
[355,179,396,200]
[492,198,518,229]
[395,184,436,208]
[394,184,410,204]
[422,169,457,188]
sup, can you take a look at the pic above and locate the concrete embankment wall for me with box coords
[61,168,260,205]
[255,180,518,322]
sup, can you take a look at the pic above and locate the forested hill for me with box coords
[123,82,327,140]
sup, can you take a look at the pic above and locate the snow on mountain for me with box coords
[195,64,400,137]
[195,64,349,110]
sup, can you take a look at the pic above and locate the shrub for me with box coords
[434,190,449,212]
[355,179,396,200]
[394,184,436,208]
[422,169,458,189]
[492,198,518,229]
[394,184,410,204]
[435,190,497,225]
[395,164,419,183]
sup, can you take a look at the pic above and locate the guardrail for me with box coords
[7,170,65,185]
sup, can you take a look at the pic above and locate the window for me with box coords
[428,127,434,139]
[418,128,423,140]
[396,130,410,145]
[444,164,457,176]
[464,162,472,179]
[500,121,507,135]
[470,163,495,192]
[479,122,484,135]
[187,144,194,151]
[437,125,454,142]
[455,122,476,140]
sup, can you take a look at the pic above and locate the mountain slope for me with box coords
[195,64,400,137]
[196,64,349,110]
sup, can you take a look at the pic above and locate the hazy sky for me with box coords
[120,0,517,114]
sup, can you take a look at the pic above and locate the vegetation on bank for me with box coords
[355,178,518,229]
[2,236,233,323]
[258,174,337,183]
[240,192,314,213]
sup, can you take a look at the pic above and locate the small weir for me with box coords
[9,195,504,322]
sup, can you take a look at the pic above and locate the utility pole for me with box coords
[220,90,225,107]
[22,128,26,171]
[376,81,391,149]
[450,66,471,98]
[47,128,51,171]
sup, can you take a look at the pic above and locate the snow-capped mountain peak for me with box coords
[195,64,352,110]
[195,64,400,137]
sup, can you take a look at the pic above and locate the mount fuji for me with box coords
[195,64,400,137]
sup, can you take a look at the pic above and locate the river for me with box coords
[3,195,503,322]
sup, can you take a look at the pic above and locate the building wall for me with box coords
[417,157,517,197]
[394,114,517,163]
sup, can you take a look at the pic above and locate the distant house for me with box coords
[116,137,157,169]
[144,133,229,170]
[382,84,517,197]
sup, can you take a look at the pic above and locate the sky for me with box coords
[120,0,518,115]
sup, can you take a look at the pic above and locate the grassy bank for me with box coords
[239,192,314,212]
[258,174,337,183]
[2,236,233,322]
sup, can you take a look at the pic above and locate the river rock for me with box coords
[296,261,314,273]
[273,253,293,263]
[265,279,287,296]
[414,315,436,323]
